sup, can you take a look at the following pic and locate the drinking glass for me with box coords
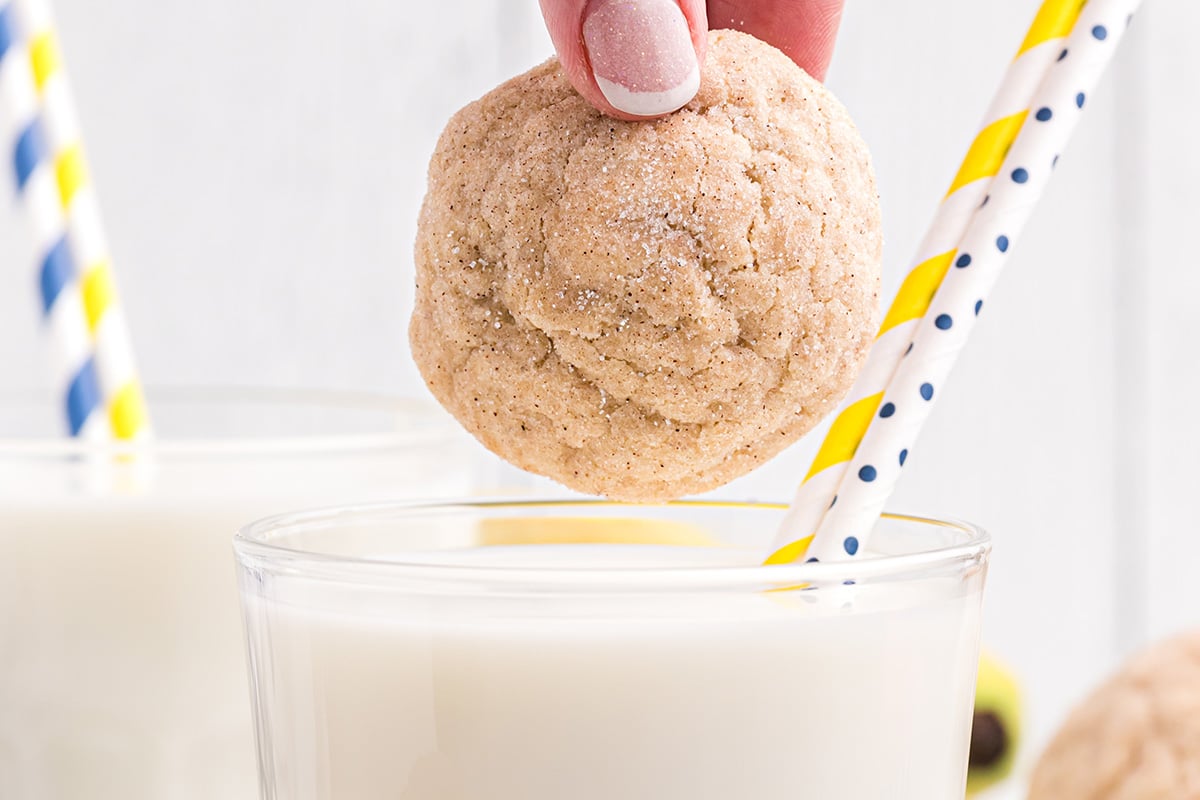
[0,387,485,800]
[236,499,989,800]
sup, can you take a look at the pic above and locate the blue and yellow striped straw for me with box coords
[0,0,149,439]
[766,0,1086,564]
[772,0,1139,563]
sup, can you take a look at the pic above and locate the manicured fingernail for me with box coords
[582,0,700,116]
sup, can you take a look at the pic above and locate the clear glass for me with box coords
[235,499,990,800]
[0,387,487,800]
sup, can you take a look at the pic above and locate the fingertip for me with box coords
[792,1,843,81]
[708,0,844,81]
[543,0,707,119]
[681,0,710,75]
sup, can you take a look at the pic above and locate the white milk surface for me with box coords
[245,544,984,800]
[0,501,294,800]
[0,460,470,799]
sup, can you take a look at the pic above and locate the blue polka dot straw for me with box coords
[781,0,1142,565]
[765,0,1089,565]
[0,0,150,439]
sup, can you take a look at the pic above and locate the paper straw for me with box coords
[793,0,1140,562]
[0,0,101,438]
[765,0,1086,564]
[0,0,149,439]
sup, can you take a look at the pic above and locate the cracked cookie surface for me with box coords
[410,29,881,501]
[1029,631,1200,800]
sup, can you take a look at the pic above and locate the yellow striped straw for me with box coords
[799,0,1139,562]
[767,0,1084,564]
[9,0,150,439]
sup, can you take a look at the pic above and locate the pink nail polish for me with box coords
[582,0,700,116]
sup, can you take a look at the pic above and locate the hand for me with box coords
[539,0,845,120]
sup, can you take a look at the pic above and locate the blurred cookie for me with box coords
[1029,631,1200,799]
[410,29,881,501]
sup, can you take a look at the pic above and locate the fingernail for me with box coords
[582,0,700,116]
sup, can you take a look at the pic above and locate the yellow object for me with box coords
[22,17,153,441]
[803,392,884,482]
[54,143,86,209]
[762,534,814,567]
[877,251,956,336]
[477,516,718,548]
[772,0,1087,563]
[80,264,115,334]
[108,381,149,441]
[1016,0,1087,56]
[29,30,61,90]
[967,651,1023,796]
[944,112,1027,198]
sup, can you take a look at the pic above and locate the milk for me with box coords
[241,542,985,800]
[0,395,479,800]
[1,502,274,799]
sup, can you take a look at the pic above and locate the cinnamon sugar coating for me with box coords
[411,30,881,500]
[1030,632,1200,800]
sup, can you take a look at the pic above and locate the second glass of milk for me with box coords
[0,387,486,800]
[236,499,989,800]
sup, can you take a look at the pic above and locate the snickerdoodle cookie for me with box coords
[1029,631,1200,800]
[411,29,881,501]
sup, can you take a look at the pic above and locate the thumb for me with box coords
[539,0,708,120]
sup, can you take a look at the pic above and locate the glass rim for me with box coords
[0,385,458,458]
[234,498,991,590]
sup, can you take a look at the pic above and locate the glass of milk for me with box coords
[0,387,485,800]
[235,499,989,800]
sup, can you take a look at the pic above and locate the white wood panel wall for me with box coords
[0,0,1194,773]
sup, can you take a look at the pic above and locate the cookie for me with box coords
[1029,631,1200,799]
[410,29,881,501]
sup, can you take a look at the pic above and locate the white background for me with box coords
[1,0,1197,788]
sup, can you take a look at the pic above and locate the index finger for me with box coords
[707,0,845,80]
